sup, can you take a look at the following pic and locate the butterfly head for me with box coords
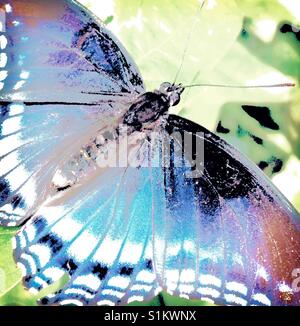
[159,82,185,107]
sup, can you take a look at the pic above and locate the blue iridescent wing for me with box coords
[14,165,159,306]
[0,100,129,226]
[153,115,300,306]
[0,0,144,226]
[13,115,300,306]
[0,0,144,102]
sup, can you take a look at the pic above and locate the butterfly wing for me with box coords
[0,100,129,226]
[14,165,159,306]
[0,0,145,226]
[13,114,300,306]
[0,0,144,102]
[152,114,300,306]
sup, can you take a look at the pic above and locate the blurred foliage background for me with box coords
[0,0,300,306]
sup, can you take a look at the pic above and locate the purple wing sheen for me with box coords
[13,115,300,306]
[155,115,300,306]
[0,0,144,102]
[0,0,144,226]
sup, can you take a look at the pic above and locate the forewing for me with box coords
[0,0,145,226]
[0,0,144,102]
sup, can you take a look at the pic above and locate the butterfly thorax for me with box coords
[123,82,184,130]
[51,83,184,191]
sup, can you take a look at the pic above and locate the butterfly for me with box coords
[0,0,300,306]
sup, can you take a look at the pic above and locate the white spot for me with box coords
[256,265,269,281]
[178,284,194,294]
[165,269,180,291]
[155,286,162,295]
[166,243,180,256]
[0,70,7,81]
[12,20,20,26]
[60,299,83,306]
[102,289,124,299]
[128,295,144,303]
[119,243,143,264]
[9,103,24,116]
[64,288,94,299]
[226,281,248,296]
[97,300,115,306]
[179,293,190,300]
[5,4,12,13]
[199,274,222,288]
[29,244,51,267]
[0,53,8,68]
[252,293,271,306]
[135,270,155,283]
[52,170,69,188]
[278,283,293,293]
[20,253,37,274]
[20,70,30,79]
[38,206,66,225]
[73,275,101,291]
[0,35,7,50]
[183,240,195,253]
[131,284,152,292]
[7,221,17,226]
[93,237,122,265]
[200,297,215,304]
[0,81,4,90]
[197,287,220,298]
[107,276,130,289]
[254,19,277,42]
[68,231,98,262]
[225,293,247,306]
[13,80,26,90]
[165,269,179,283]
[43,267,65,282]
[180,269,195,283]
[34,276,48,288]
[2,116,22,135]
[166,281,178,291]
[51,217,82,241]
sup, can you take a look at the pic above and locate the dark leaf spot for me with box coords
[242,105,279,130]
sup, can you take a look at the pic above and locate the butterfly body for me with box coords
[0,0,300,306]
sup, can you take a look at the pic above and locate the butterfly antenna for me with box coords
[173,1,206,85]
[184,82,296,89]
